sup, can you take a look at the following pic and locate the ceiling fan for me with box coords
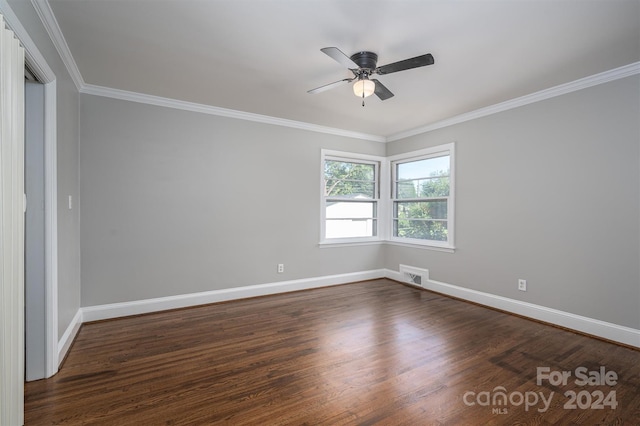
[308,47,435,105]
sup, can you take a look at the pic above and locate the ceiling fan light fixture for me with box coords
[353,78,375,98]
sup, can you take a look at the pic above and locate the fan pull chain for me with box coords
[362,89,365,107]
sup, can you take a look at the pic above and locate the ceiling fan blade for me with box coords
[321,47,359,69]
[307,78,354,94]
[371,79,394,100]
[375,53,434,75]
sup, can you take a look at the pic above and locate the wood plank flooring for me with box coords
[25,279,640,425]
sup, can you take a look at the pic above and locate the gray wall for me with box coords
[79,94,385,305]
[80,76,639,331]
[385,75,640,329]
[8,0,81,338]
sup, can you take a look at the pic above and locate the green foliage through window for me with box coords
[325,160,376,199]
[393,155,450,243]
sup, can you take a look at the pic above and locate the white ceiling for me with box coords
[47,0,639,139]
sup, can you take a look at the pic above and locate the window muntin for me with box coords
[323,156,379,241]
[392,151,453,247]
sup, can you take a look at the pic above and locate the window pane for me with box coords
[394,219,448,241]
[397,180,417,198]
[395,201,447,220]
[325,160,374,181]
[325,179,375,198]
[325,201,376,238]
[322,155,380,242]
[326,201,375,219]
[326,219,377,238]
[396,176,450,199]
[396,155,449,180]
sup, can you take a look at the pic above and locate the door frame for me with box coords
[0,0,59,377]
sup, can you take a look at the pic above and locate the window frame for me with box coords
[388,143,455,251]
[320,150,385,245]
[319,144,454,251]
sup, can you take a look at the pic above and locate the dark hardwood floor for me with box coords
[25,279,640,425]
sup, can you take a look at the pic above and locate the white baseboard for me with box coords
[57,308,82,366]
[60,269,638,358]
[385,268,640,348]
[81,269,386,323]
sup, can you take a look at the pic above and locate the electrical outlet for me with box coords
[518,279,527,291]
[277,264,284,273]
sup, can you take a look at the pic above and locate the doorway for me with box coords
[25,75,46,381]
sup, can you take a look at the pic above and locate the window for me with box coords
[321,151,381,242]
[390,144,455,249]
[320,144,454,250]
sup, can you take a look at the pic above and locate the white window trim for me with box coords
[387,143,456,250]
[319,144,455,252]
[320,150,385,245]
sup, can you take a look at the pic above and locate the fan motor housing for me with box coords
[350,51,378,71]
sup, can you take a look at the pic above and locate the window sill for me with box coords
[319,239,382,249]
[385,240,456,253]
[319,239,456,253]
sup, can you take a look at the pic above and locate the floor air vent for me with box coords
[399,265,429,287]
[404,272,422,286]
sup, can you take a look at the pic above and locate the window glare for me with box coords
[397,155,449,180]
[326,219,376,238]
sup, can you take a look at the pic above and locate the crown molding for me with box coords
[79,62,640,144]
[28,0,639,143]
[31,0,84,90]
[386,61,640,142]
[80,83,386,142]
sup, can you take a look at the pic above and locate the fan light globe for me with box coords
[353,79,375,98]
